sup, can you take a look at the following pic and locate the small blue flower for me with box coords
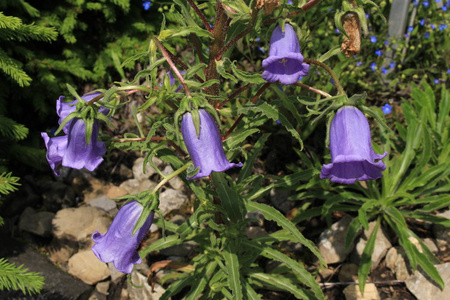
[443,5,448,10]
[424,32,430,38]
[413,0,419,5]
[287,0,294,4]
[276,120,282,124]
[434,79,440,84]
[298,76,304,81]
[405,33,410,38]
[142,1,152,10]
[255,37,261,42]
[336,28,340,33]
[439,24,448,31]
[370,62,377,71]
[375,49,383,56]
[420,19,425,26]
[447,69,450,73]
[436,0,441,3]
[370,36,377,43]
[382,103,392,114]
[389,62,395,69]
[423,1,430,7]
[384,40,389,45]
[366,13,370,19]
[408,26,414,32]
[330,78,335,85]
[258,47,265,53]
[356,61,363,67]
[381,67,388,74]
[430,24,436,30]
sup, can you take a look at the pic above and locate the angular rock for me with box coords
[88,196,118,215]
[128,270,165,300]
[132,157,163,182]
[41,181,77,212]
[96,281,110,295]
[422,238,438,253]
[269,189,293,213]
[433,210,450,248]
[405,263,450,300]
[385,247,411,281]
[19,207,55,237]
[318,215,354,264]
[353,221,392,270]
[119,178,140,194]
[52,206,111,248]
[159,188,189,216]
[137,179,158,193]
[107,185,129,199]
[245,226,268,239]
[343,283,380,300]
[338,263,359,283]
[162,165,184,190]
[68,250,110,285]
[0,235,92,299]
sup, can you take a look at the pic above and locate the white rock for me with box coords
[318,215,354,264]
[405,263,450,300]
[52,206,111,246]
[68,250,110,285]
[128,270,165,300]
[159,188,189,217]
[132,157,163,181]
[343,283,380,300]
[88,196,117,215]
[162,165,184,190]
[433,210,450,248]
[353,221,392,270]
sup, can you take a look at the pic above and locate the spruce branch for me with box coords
[0,258,44,295]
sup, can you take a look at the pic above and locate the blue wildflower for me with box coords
[142,1,152,10]
[424,32,430,38]
[423,1,430,7]
[336,28,340,33]
[405,33,410,38]
[389,62,395,69]
[365,13,370,19]
[255,37,261,42]
[370,62,376,71]
[375,49,383,56]
[447,69,450,73]
[258,47,265,53]
[420,19,425,26]
[370,36,377,43]
[436,0,441,2]
[439,24,448,31]
[384,40,389,45]
[434,79,440,84]
[356,62,363,67]
[443,5,448,10]
[430,24,436,30]
[413,0,419,5]
[382,104,392,114]
[330,78,335,85]
[381,67,387,74]
[287,0,294,4]
[408,26,414,32]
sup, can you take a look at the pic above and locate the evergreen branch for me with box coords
[0,115,29,141]
[0,172,20,195]
[0,258,44,295]
[0,49,32,87]
[0,23,58,42]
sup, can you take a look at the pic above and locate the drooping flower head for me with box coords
[92,201,154,274]
[262,23,309,85]
[41,92,108,175]
[320,106,388,184]
[181,109,242,180]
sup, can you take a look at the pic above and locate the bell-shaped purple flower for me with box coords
[41,92,107,176]
[92,201,154,274]
[262,23,310,85]
[320,106,388,184]
[181,109,242,180]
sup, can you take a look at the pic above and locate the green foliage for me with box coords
[0,258,44,295]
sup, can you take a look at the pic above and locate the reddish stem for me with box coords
[222,82,270,140]
[293,82,331,98]
[215,83,253,109]
[186,0,212,32]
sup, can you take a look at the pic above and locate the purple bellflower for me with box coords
[41,93,108,176]
[92,201,154,273]
[320,106,388,184]
[262,24,310,85]
[181,109,242,180]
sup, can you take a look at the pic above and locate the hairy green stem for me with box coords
[304,58,346,95]
[153,163,190,192]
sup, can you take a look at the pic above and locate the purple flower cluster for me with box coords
[41,93,107,176]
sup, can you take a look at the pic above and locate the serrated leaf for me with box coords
[185,261,218,300]
[230,61,266,84]
[139,235,181,257]
[159,27,213,41]
[212,172,245,223]
[238,133,270,183]
[223,241,243,300]
[358,217,380,293]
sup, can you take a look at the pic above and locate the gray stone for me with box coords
[159,188,189,216]
[68,250,110,285]
[41,181,77,212]
[318,215,354,264]
[88,196,118,215]
[422,238,439,253]
[19,207,55,237]
[128,270,165,300]
[245,210,264,226]
[137,179,158,193]
[433,210,450,248]
[405,263,450,300]
[338,263,359,283]
[120,178,141,194]
[0,235,92,299]
[108,262,126,282]
[269,189,293,213]
[245,226,268,239]
[343,283,380,300]
[385,247,411,281]
[353,221,392,270]
[52,206,111,248]
[132,157,163,181]
[162,165,184,190]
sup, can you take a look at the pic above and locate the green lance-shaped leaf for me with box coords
[159,27,214,41]
[211,172,246,223]
[240,103,304,149]
[249,272,315,300]
[245,201,326,267]
[231,61,266,84]
[159,275,195,300]
[223,240,243,300]
[358,217,380,293]
[139,234,181,257]
[185,260,218,300]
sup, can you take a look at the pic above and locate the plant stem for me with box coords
[186,0,212,32]
[153,163,190,192]
[222,82,270,140]
[265,0,324,24]
[293,82,332,98]
[303,58,346,95]
[215,83,253,109]
[153,37,192,97]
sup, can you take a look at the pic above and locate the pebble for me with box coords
[68,250,110,285]
[19,207,55,237]
[317,215,354,264]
